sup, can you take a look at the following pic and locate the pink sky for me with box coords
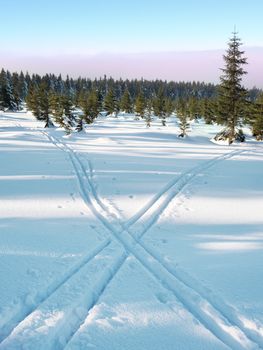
[1,47,262,88]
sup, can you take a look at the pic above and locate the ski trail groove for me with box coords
[62,251,127,349]
[85,147,263,348]
[0,239,111,346]
[8,120,263,348]
[76,146,263,349]
[41,131,262,350]
[125,148,244,229]
[0,244,126,350]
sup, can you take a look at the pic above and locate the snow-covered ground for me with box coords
[0,111,263,350]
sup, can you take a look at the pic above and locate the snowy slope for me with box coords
[0,111,262,349]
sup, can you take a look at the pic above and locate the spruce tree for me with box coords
[164,98,175,118]
[201,98,216,124]
[250,93,263,140]
[215,31,248,144]
[104,88,119,117]
[12,72,22,110]
[145,100,153,127]
[188,96,200,121]
[27,83,53,128]
[87,89,101,123]
[38,81,54,127]
[18,71,28,101]
[62,95,75,130]
[176,99,190,137]
[135,91,146,119]
[120,88,133,113]
[0,69,17,111]
[49,93,64,126]
[153,87,166,125]
[79,89,101,126]
[26,85,41,119]
[79,91,89,124]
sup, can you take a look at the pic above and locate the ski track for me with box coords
[0,243,127,350]
[83,144,263,348]
[2,120,262,349]
[83,149,263,349]
[0,238,111,345]
[38,130,261,350]
[75,143,263,349]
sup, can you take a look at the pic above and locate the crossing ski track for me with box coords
[1,119,262,350]
[40,130,261,349]
[84,150,263,349]
[72,141,263,349]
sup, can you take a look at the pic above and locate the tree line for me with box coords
[0,32,262,142]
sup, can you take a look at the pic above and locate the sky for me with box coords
[0,0,262,87]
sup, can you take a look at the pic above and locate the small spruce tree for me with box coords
[250,93,263,140]
[145,100,153,127]
[26,85,42,119]
[153,87,166,125]
[135,91,146,119]
[120,88,133,113]
[176,99,190,137]
[201,98,216,124]
[164,98,175,119]
[104,88,119,117]
[49,93,64,127]
[0,69,17,111]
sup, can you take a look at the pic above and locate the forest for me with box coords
[0,34,263,142]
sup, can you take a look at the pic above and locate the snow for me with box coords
[0,111,262,349]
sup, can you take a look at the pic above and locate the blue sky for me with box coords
[0,0,262,86]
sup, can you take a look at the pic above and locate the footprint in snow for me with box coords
[27,268,39,278]
[156,292,169,304]
[127,256,136,270]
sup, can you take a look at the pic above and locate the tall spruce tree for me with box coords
[215,31,248,144]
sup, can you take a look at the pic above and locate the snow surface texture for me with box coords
[0,111,262,350]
